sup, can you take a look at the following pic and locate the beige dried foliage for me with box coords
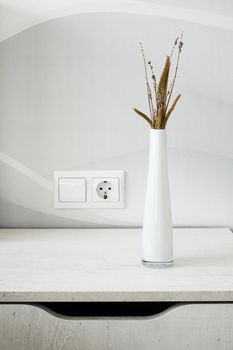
[157,56,170,106]
[164,94,181,128]
[134,36,183,129]
[133,108,152,127]
[156,106,163,129]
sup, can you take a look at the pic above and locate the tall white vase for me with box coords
[142,129,173,268]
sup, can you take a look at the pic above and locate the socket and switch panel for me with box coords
[54,170,124,208]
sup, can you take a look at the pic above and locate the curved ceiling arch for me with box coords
[0,0,233,42]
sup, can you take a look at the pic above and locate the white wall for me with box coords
[0,11,232,228]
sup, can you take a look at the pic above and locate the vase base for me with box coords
[142,260,173,268]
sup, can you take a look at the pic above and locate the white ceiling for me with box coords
[137,0,233,17]
[0,0,233,42]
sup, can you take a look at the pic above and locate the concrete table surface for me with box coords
[0,228,232,302]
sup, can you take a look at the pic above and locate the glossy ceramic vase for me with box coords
[142,129,173,268]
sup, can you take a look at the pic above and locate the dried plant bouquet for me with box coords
[134,35,183,129]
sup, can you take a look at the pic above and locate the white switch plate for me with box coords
[59,177,86,202]
[54,170,124,209]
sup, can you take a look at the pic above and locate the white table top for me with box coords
[0,228,233,302]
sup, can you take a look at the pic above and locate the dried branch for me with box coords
[148,60,157,126]
[157,56,170,104]
[156,106,163,129]
[170,36,179,60]
[166,32,183,112]
[156,56,171,127]
[135,35,183,129]
[139,43,154,120]
[133,108,153,127]
[163,94,181,128]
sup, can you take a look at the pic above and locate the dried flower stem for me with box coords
[156,55,170,128]
[148,60,157,126]
[156,106,163,129]
[166,32,183,112]
[140,42,154,120]
[170,36,179,60]
[134,35,183,129]
[134,108,152,127]
[164,94,181,128]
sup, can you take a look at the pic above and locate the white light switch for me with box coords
[59,178,86,202]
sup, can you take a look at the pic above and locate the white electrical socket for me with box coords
[54,170,124,209]
[91,177,119,202]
